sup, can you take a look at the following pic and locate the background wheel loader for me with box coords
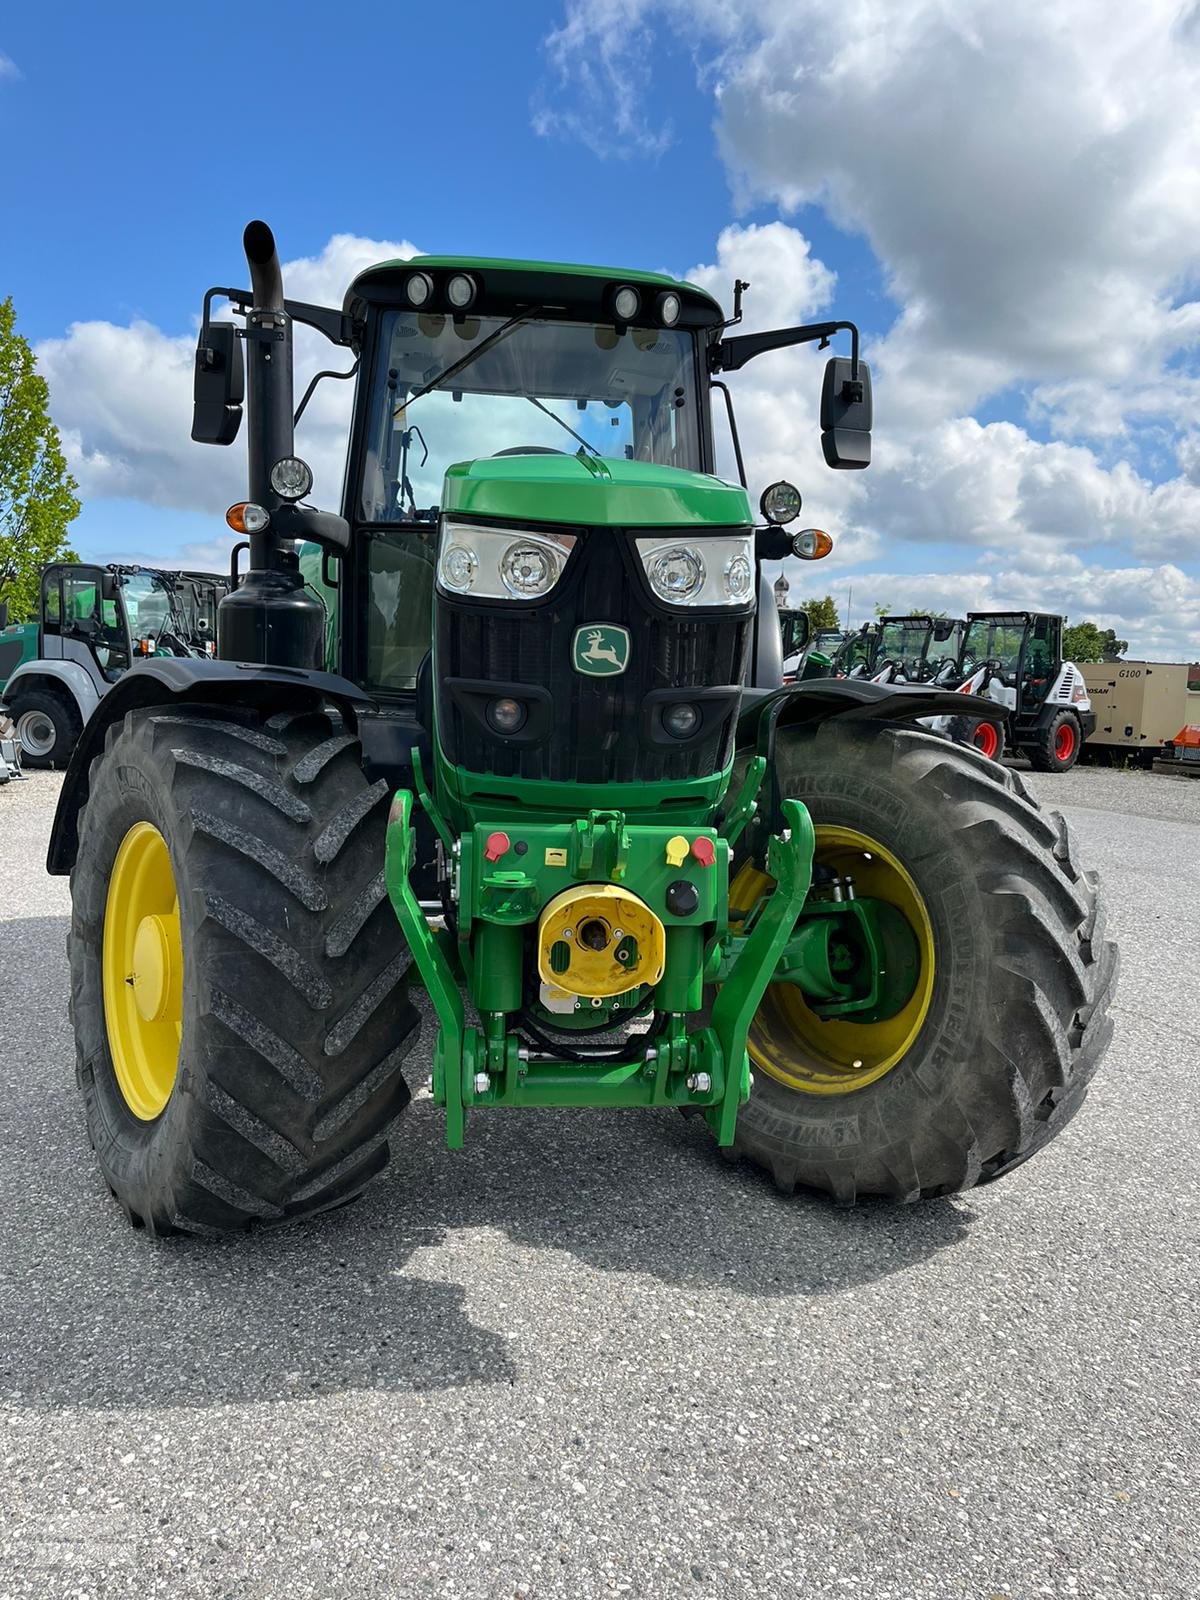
[938,611,1096,771]
[1,563,227,767]
[46,223,1117,1233]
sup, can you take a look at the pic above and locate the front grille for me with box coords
[435,528,752,785]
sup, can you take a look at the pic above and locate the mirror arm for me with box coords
[709,380,747,487]
[710,319,860,382]
[202,286,357,347]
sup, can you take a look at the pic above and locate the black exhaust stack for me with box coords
[216,221,325,669]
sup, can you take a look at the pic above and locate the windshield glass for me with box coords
[119,573,175,637]
[878,620,931,677]
[962,615,1027,680]
[360,312,703,521]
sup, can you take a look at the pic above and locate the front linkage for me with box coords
[386,757,918,1150]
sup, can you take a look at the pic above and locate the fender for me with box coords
[739,676,1004,743]
[46,657,375,875]
[737,678,1007,839]
[1,658,104,723]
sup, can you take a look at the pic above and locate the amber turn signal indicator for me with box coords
[792,527,833,561]
[225,502,270,534]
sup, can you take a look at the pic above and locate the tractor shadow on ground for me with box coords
[0,921,974,1414]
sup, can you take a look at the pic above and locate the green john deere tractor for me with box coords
[47,223,1117,1233]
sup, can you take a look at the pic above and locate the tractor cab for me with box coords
[872,615,967,684]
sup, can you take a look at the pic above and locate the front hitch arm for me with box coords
[707,797,816,1145]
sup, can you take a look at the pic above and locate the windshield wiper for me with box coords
[525,394,601,456]
[394,306,542,417]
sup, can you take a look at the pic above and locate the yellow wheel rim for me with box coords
[102,821,184,1120]
[733,825,935,1096]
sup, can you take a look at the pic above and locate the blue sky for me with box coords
[3,1,1198,655]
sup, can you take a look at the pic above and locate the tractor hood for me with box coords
[441,454,752,529]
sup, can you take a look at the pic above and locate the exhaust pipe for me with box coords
[243,220,284,312]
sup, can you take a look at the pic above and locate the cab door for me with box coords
[58,567,131,687]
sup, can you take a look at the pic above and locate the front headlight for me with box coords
[635,532,755,608]
[437,519,576,601]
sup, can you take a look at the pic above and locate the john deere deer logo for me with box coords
[572,624,631,677]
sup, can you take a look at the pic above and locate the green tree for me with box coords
[1062,620,1128,662]
[0,297,80,622]
[800,594,840,629]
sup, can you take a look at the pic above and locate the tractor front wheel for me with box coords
[67,702,419,1234]
[715,721,1116,1204]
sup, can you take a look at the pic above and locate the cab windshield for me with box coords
[877,619,931,678]
[119,572,178,640]
[360,311,703,521]
[961,615,1028,684]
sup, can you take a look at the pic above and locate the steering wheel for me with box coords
[492,446,568,457]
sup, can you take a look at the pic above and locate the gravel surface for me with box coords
[0,763,1196,1600]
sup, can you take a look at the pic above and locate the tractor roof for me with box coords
[344,255,724,320]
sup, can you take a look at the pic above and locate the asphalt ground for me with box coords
[0,763,1196,1600]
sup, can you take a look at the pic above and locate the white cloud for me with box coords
[0,52,20,81]
[541,2,1200,655]
[37,232,417,518]
[535,1,676,156]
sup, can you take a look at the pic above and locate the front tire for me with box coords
[68,702,419,1235]
[1029,708,1083,772]
[9,686,81,768]
[715,721,1117,1205]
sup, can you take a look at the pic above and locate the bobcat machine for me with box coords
[44,223,1116,1234]
[940,612,1095,771]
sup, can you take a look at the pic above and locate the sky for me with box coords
[2,0,1198,658]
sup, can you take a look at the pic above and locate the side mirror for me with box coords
[820,357,872,470]
[191,321,244,446]
[786,610,810,652]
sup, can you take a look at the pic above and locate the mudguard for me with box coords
[2,658,103,722]
[46,657,375,875]
[738,677,1007,839]
[738,676,1005,745]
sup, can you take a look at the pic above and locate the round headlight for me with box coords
[500,541,561,598]
[657,291,681,327]
[446,273,476,309]
[405,271,434,307]
[487,697,527,734]
[724,552,753,602]
[760,481,803,525]
[647,546,706,603]
[269,456,313,501]
[662,702,701,739]
[441,543,477,591]
[613,285,641,323]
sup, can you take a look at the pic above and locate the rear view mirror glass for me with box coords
[820,357,872,470]
[191,321,244,446]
